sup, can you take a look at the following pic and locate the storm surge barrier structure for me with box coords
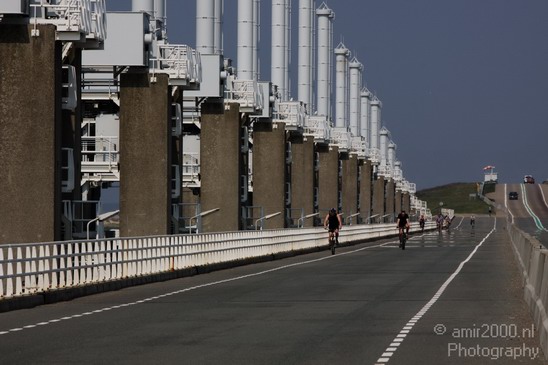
[0,222,432,305]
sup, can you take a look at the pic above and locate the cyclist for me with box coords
[396,210,410,245]
[419,214,425,232]
[324,208,342,246]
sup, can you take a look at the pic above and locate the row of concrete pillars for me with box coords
[0,24,410,245]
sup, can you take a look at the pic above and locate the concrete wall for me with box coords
[372,176,385,222]
[0,25,61,244]
[395,190,402,215]
[119,73,171,237]
[253,122,287,229]
[291,136,315,227]
[359,160,373,223]
[403,192,411,213]
[342,154,358,223]
[200,102,242,232]
[318,145,339,213]
[385,179,395,221]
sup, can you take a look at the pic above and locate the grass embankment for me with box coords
[416,182,491,215]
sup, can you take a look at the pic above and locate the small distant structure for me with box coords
[483,165,498,182]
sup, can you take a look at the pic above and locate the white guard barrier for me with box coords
[0,222,428,300]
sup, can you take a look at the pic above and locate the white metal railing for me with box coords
[30,0,93,37]
[304,116,330,142]
[87,0,106,42]
[225,79,263,111]
[182,153,200,187]
[377,164,392,178]
[331,128,352,152]
[151,44,201,84]
[81,136,119,170]
[0,223,427,300]
[274,101,305,130]
[351,136,366,158]
[368,147,380,164]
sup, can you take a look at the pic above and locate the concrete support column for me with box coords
[200,102,243,232]
[253,122,287,229]
[119,73,172,237]
[403,192,411,213]
[318,145,339,213]
[372,176,385,222]
[0,25,61,244]
[342,154,358,223]
[395,190,403,215]
[291,135,315,227]
[359,160,372,223]
[385,179,396,221]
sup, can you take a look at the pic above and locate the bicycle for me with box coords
[399,228,407,250]
[329,233,336,255]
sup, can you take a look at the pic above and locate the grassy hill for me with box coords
[416,182,491,215]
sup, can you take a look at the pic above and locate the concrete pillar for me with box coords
[342,154,358,224]
[403,192,411,213]
[119,73,172,237]
[0,25,62,244]
[318,145,339,213]
[291,135,315,227]
[359,159,372,223]
[385,179,395,221]
[200,102,243,232]
[372,176,385,223]
[253,122,287,229]
[395,190,402,215]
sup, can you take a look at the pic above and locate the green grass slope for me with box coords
[416,182,491,215]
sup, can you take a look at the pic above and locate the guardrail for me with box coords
[506,217,548,358]
[0,223,428,301]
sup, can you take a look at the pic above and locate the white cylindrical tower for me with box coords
[380,127,390,167]
[196,0,215,54]
[238,0,254,80]
[370,97,381,151]
[360,88,371,147]
[388,141,397,171]
[214,0,224,55]
[272,0,287,99]
[132,0,154,13]
[298,0,313,112]
[334,43,349,129]
[316,4,334,117]
[349,57,362,136]
[253,0,259,80]
[284,0,291,100]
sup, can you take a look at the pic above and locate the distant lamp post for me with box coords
[439,202,444,214]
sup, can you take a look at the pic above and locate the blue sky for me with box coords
[108,0,548,190]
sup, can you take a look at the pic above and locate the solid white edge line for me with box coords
[374,220,496,364]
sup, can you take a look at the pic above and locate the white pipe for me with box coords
[284,0,292,100]
[214,0,224,55]
[360,88,371,147]
[298,0,313,112]
[370,97,381,150]
[388,141,396,171]
[316,4,334,117]
[349,58,362,136]
[238,0,254,80]
[334,43,349,129]
[132,0,154,14]
[154,0,166,39]
[196,0,215,54]
[380,127,389,167]
[253,0,260,80]
[272,0,286,99]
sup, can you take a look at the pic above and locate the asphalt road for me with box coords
[496,184,548,246]
[0,217,545,364]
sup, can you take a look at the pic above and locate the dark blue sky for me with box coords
[108,0,548,190]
